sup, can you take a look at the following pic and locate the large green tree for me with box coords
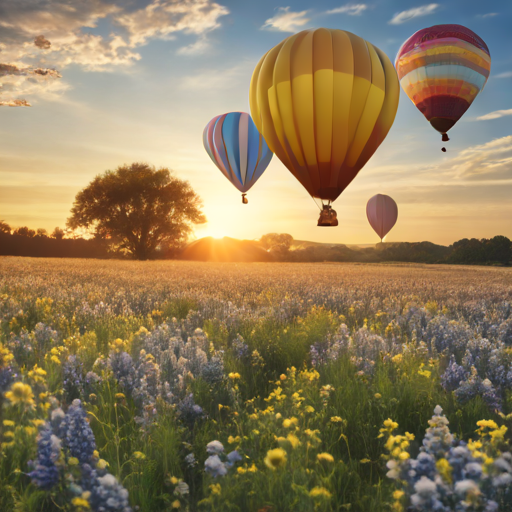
[67,162,206,260]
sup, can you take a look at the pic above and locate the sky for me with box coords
[0,0,511,246]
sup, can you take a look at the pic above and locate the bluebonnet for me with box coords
[201,357,224,386]
[108,351,137,395]
[28,423,61,490]
[63,355,85,401]
[226,450,242,468]
[60,399,96,464]
[441,356,466,392]
[81,463,132,512]
[454,368,502,412]
[204,455,227,478]
[177,393,204,427]
[232,335,249,360]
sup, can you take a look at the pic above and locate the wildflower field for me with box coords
[2,257,512,512]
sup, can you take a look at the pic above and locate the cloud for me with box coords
[177,36,211,55]
[326,4,367,16]
[476,109,512,121]
[478,12,498,18]
[495,72,512,79]
[261,7,310,32]
[0,99,31,107]
[0,0,230,105]
[389,3,438,25]
[116,0,229,46]
[180,63,250,90]
[451,136,512,180]
[34,35,51,49]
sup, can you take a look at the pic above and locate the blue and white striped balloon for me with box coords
[203,112,273,198]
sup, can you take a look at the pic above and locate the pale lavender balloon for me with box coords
[366,194,398,242]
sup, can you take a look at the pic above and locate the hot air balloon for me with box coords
[395,24,491,151]
[250,28,399,226]
[366,194,398,243]
[203,112,273,204]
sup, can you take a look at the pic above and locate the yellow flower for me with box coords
[5,382,35,408]
[393,490,404,500]
[171,499,181,509]
[436,458,452,483]
[115,393,125,400]
[317,453,334,464]
[286,433,301,449]
[247,463,257,472]
[71,497,90,509]
[209,483,221,495]
[237,466,247,474]
[309,487,332,499]
[249,413,258,420]
[228,436,241,444]
[279,374,287,381]
[3,420,15,427]
[275,413,282,420]
[264,448,287,470]
[391,354,403,364]
[69,457,79,466]
[330,416,343,423]
[252,429,260,436]
[133,451,146,460]
[51,355,61,364]
[170,476,179,485]
[399,451,410,460]
[97,459,109,469]
[282,417,298,428]
[374,393,382,399]
[304,405,315,413]
[228,372,241,380]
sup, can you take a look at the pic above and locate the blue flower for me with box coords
[28,423,61,490]
[204,455,227,478]
[60,399,96,464]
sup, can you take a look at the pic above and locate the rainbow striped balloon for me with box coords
[203,112,273,198]
[395,24,491,139]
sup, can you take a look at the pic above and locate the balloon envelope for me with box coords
[250,28,399,202]
[366,194,398,241]
[203,112,273,194]
[395,24,491,137]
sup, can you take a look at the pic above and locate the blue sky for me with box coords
[0,0,511,245]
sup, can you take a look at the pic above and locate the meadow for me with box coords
[2,257,512,512]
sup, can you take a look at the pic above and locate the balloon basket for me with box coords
[317,205,338,227]
[242,194,248,204]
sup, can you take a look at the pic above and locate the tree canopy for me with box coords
[67,162,206,259]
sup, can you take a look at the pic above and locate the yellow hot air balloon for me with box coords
[250,28,399,226]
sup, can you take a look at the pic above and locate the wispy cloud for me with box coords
[451,135,512,180]
[389,3,438,25]
[477,109,512,121]
[261,7,310,32]
[180,63,250,91]
[478,12,498,18]
[495,72,512,79]
[0,0,230,105]
[326,4,367,16]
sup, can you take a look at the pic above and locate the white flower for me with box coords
[414,476,437,497]
[206,440,224,455]
[455,479,479,496]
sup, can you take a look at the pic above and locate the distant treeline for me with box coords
[270,235,512,265]
[0,232,111,259]
[1,224,511,265]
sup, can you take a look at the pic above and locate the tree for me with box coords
[0,220,11,234]
[36,228,48,237]
[67,162,206,260]
[51,227,65,240]
[260,233,293,251]
[13,226,36,237]
[483,236,511,265]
